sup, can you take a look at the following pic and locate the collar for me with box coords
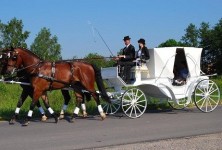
[126,44,130,48]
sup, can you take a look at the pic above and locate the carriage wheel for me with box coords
[121,88,147,118]
[194,79,220,112]
[102,93,121,115]
[168,97,189,110]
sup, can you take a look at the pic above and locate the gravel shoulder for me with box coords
[95,132,222,150]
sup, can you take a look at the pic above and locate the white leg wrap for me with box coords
[15,107,20,114]
[74,107,80,115]
[62,104,68,111]
[98,105,103,113]
[60,110,64,114]
[38,107,45,114]
[28,110,33,117]
[48,107,54,114]
[81,104,86,111]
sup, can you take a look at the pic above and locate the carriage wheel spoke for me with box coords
[134,106,138,118]
[131,89,135,100]
[209,95,219,98]
[200,98,206,110]
[197,86,205,94]
[129,105,134,117]
[112,100,120,105]
[136,103,146,108]
[196,96,205,104]
[125,104,133,113]
[208,98,213,110]
[135,105,142,114]
[103,103,108,109]
[122,103,132,107]
[135,94,144,101]
[209,88,218,95]
[135,89,139,99]
[112,104,117,111]
[103,104,108,113]
[105,104,109,113]
[126,92,133,100]
[208,83,214,93]
[209,97,218,105]
[205,98,208,112]
[136,99,146,104]
[122,98,130,103]
[195,94,205,97]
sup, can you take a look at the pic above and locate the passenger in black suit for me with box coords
[114,36,135,84]
[135,38,150,65]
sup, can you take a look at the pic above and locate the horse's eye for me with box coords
[12,56,17,60]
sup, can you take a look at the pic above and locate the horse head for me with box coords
[0,53,8,75]
[5,47,41,75]
[4,48,21,75]
[0,47,16,75]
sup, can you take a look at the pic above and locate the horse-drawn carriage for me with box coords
[101,47,221,118]
[0,47,220,125]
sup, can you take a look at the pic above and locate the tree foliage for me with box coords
[159,19,222,74]
[30,27,61,61]
[181,23,199,47]
[158,39,184,47]
[83,53,115,68]
[0,18,30,48]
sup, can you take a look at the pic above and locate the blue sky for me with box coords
[0,0,221,59]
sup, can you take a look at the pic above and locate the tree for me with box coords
[83,53,115,68]
[197,19,222,74]
[30,27,62,61]
[211,19,222,74]
[158,39,185,47]
[198,22,214,73]
[181,23,199,47]
[0,18,30,48]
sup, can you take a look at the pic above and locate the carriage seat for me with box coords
[131,62,150,80]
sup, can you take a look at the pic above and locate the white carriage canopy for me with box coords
[147,47,203,79]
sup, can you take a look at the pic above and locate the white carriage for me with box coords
[101,47,221,118]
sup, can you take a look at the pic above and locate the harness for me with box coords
[37,61,75,91]
[48,62,56,91]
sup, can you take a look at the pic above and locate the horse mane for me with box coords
[15,47,43,61]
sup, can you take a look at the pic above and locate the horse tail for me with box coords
[91,64,111,103]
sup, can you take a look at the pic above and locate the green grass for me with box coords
[0,76,222,120]
[0,83,98,120]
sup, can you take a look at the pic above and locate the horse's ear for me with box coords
[10,46,14,51]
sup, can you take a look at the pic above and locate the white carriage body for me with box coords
[102,47,208,102]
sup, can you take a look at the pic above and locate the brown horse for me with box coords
[0,50,72,124]
[5,47,110,126]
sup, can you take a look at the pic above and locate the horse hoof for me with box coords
[69,117,75,123]
[51,113,58,123]
[41,115,47,122]
[9,119,15,125]
[22,121,30,126]
[100,113,106,120]
[59,114,64,120]
[83,112,88,118]
[54,116,59,123]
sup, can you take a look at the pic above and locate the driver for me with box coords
[114,36,135,84]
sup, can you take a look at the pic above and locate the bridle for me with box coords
[7,51,42,74]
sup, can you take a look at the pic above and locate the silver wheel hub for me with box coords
[131,99,137,105]
[204,92,209,99]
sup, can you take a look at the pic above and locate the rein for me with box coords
[15,61,43,74]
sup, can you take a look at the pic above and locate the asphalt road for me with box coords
[0,107,222,150]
